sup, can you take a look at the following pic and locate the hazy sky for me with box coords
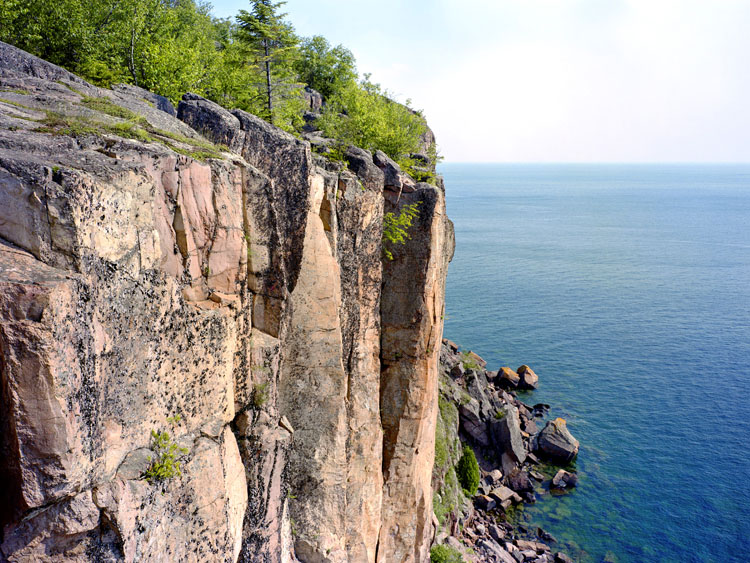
[211,0,750,163]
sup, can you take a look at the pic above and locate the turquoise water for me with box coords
[439,163,750,563]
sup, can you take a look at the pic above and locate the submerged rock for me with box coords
[551,469,578,489]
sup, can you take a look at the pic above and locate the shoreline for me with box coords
[432,339,581,563]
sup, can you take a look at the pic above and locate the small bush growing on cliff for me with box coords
[456,445,480,496]
[252,381,269,408]
[382,202,420,260]
[430,544,464,563]
[145,416,189,484]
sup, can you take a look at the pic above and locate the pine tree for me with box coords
[236,0,299,125]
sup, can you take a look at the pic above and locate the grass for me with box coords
[0,88,30,95]
[80,96,147,123]
[33,103,226,162]
[0,97,34,110]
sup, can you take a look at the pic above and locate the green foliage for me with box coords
[318,77,427,163]
[456,445,480,496]
[236,0,302,130]
[1,0,433,157]
[460,350,482,371]
[145,417,189,484]
[294,35,356,100]
[494,409,507,420]
[382,201,420,260]
[252,382,269,408]
[430,544,464,563]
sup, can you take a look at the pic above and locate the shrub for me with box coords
[456,445,480,496]
[145,416,189,484]
[382,202,420,260]
[430,544,464,563]
[318,77,427,163]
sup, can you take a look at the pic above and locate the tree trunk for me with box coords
[264,39,273,124]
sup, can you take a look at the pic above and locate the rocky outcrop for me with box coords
[432,341,579,563]
[0,42,453,562]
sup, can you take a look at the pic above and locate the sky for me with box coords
[210,0,750,163]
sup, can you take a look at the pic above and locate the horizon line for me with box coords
[438,161,750,166]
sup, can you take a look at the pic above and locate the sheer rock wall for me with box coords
[0,41,453,563]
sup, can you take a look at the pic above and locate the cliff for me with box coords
[0,42,454,563]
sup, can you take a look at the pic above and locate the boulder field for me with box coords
[432,340,580,563]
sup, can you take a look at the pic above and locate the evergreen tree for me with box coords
[236,0,300,126]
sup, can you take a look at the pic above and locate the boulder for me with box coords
[507,469,534,494]
[112,83,176,116]
[478,539,516,563]
[475,495,496,511]
[536,418,579,462]
[497,367,520,388]
[302,86,323,111]
[522,417,539,435]
[517,365,539,389]
[459,400,490,446]
[344,146,385,191]
[555,553,574,563]
[488,486,522,507]
[490,405,526,463]
[551,469,578,489]
[177,92,244,152]
[537,527,557,543]
[373,149,416,194]
[515,539,550,553]
[484,469,504,488]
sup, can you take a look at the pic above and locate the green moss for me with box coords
[456,445,480,496]
[430,544,464,563]
[0,88,30,95]
[81,95,147,124]
[109,121,152,142]
[460,350,482,371]
[434,410,449,470]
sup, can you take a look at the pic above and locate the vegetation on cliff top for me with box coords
[0,0,435,167]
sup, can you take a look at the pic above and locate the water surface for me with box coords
[439,163,750,563]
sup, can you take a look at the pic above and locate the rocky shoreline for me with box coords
[432,339,580,563]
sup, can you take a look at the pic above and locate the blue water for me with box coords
[439,163,750,563]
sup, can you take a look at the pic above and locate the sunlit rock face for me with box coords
[0,40,452,563]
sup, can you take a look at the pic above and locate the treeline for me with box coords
[0,0,434,170]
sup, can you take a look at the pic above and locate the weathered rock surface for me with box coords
[0,42,453,563]
[517,365,539,390]
[536,419,580,463]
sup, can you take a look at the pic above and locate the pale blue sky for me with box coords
[211,0,750,163]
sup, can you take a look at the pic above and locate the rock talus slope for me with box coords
[0,42,454,562]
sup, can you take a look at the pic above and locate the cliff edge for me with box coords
[0,42,454,562]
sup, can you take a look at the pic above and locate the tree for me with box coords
[318,76,427,164]
[236,0,299,126]
[295,35,357,100]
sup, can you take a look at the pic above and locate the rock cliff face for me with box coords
[0,42,454,562]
